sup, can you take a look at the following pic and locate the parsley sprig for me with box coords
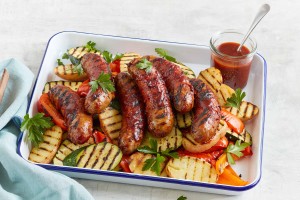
[84,41,100,52]
[155,48,178,63]
[225,140,250,165]
[137,139,179,175]
[60,52,84,75]
[20,113,54,147]
[225,88,246,108]
[57,59,64,66]
[177,196,187,200]
[89,72,115,93]
[136,58,153,73]
[102,50,123,63]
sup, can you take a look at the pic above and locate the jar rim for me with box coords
[210,29,257,59]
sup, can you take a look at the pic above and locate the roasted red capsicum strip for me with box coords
[119,155,131,173]
[221,108,244,134]
[77,79,90,97]
[177,148,223,164]
[38,93,67,131]
[203,136,228,153]
[109,59,121,73]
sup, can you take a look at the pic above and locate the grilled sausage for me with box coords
[116,72,146,155]
[48,85,93,144]
[128,56,174,138]
[150,57,194,113]
[189,78,221,144]
[81,53,114,114]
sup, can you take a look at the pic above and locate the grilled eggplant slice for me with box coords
[68,47,100,59]
[98,106,122,144]
[76,142,122,170]
[175,112,192,128]
[28,126,63,164]
[226,101,259,121]
[174,62,196,79]
[43,81,82,93]
[53,137,94,166]
[166,156,218,183]
[54,64,88,81]
[225,129,252,144]
[128,152,167,176]
[143,126,182,152]
[120,52,141,72]
[142,127,183,152]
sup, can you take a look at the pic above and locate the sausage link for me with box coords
[151,57,194,113]
[189,78,221,144]
[81,53,114,114]
[48,85,93,144]
[128,57,174,138]
[116,72,146,155]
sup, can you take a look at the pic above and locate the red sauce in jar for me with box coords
[211,42,251,89]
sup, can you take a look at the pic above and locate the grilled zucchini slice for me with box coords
[54,64,88,81]
[43,81,83,93]
[226,101,259,121]
[120,52,141,72]
[174,62,196,78]
[128,152,167,176]
[198,67,223,92]
[143,126,183,152]
[175,112,192,128]
[68,47,101,59]
[98,106,122,144]
[76,142,122,170]
[28,126,63,164]
[225,129,252,144]
[182,120,228,153]
[53,137,94,166]
[166,156,218,183]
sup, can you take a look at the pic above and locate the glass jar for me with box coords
[210,30,257,89]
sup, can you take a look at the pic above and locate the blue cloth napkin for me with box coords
[0,59,94,200]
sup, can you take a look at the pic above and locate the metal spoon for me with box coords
[237,4,270,52]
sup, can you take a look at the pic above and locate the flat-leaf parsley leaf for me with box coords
[89,72,115,93]
[225,88,246,108]
[136,58,152,73]
[21,113,54,147]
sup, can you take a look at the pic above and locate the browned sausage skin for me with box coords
[150,57,194,113]
[189,78,221,144]
[128,56,174,138]
[81,53,114,114]
[48,85,93,144]
[116,72,146,155]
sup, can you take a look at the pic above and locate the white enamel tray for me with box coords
[17,31,266,195]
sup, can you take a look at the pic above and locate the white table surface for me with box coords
[1,0,299,199]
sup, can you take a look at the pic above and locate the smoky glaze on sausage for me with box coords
[189,78,221,144]
[116,72,146,155]
[128,56,174,138]
[150,57,194,113]
[81,53,114,114]
[48,85,93,144]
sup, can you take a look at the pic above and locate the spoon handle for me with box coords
[237,4,270,52]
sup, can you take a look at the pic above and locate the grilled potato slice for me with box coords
[120,52,141,72]
[28,126,63,164]
[98,106,122,144]
[76,142,122,170]
[198,67,223,92]
[53,137,94,166]
[143,126,183,152]
[174,62,196,78]
[226,101,259,121]
[182,120,228,153]
[175,112,192,128]
[54,64,88,81]
[43,81,82,93]
[166,156,218,183]
[68,47,100,59]
[128,152,167,176]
